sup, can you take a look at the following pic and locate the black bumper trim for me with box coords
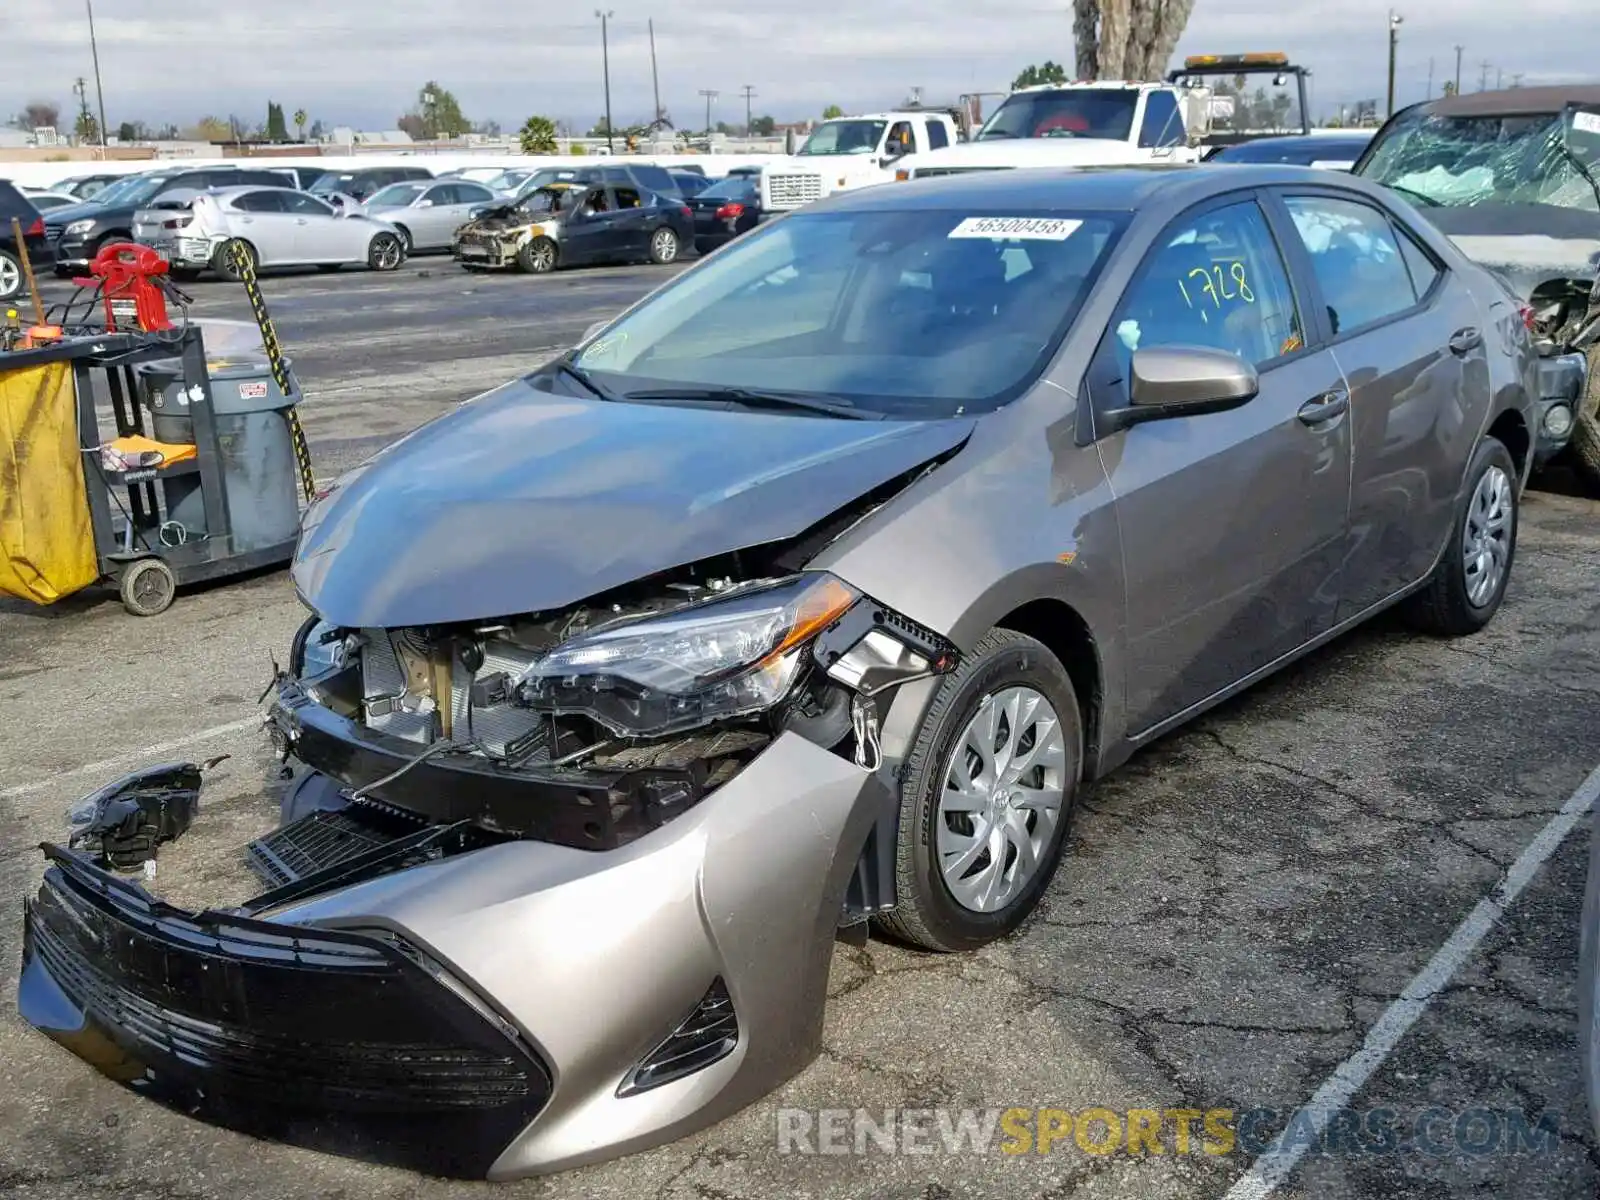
[20,845,552,1179]
[272,678,706,850]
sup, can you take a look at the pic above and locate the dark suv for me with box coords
[308,166,435,204]
[43,166,293,274]
[0,180,50,302]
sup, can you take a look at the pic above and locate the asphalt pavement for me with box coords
[0,255,1597,1200]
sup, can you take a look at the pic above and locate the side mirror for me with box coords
[1128,345,1259,414]
[417,198,434,208]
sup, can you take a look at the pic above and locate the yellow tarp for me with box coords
[0,361,98,605]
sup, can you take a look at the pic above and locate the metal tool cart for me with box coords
[0,326,303,615]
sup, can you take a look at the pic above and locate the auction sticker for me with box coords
[1574,111,1600,136]
[949,216,1082,240]
[238,381,269,400]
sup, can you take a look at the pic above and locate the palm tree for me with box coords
[293,107,308,141]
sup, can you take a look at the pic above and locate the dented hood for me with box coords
[1421,205,1600,300]
[293,377,974,628]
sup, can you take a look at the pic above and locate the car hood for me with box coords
[1419,205,1600,299]
[43,200,112,226]
[462,204,564,233]
[293,376,975,628]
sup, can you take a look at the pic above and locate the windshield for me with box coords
[1172,72,1305,137]
[796,120,887,156]
[699,176,758,201]
[367,183,427,207]
[485,169,531,191]
[516,186,585,215]
[977,89,1139,141]
[1356,107,1600,212]
[571,207,1126,417]
[309,173,356,195]
[89,174,166,206]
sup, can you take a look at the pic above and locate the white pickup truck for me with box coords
[759,110,964,214]
[894,53,1316,182]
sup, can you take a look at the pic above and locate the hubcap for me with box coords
[1462,464,1512,608]
[653,230,676,260]
[0,257,19,296]
[937,686,1068,913]
[534,243,554,269]
[375,238,400,268]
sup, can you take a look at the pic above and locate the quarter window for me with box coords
[231,190,287,213]
[1113,200,1304,373]
[1138,91,1184,149]
[928,121,950,150]
[1396,225,1443,298]
[1283,195,1422,334]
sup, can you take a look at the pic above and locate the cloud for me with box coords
[2,0,1593,131]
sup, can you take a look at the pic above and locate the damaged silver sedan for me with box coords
[21,165,1547,1180]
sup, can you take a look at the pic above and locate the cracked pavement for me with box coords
[0,262,1597,1199]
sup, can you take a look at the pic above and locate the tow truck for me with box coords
[758,108,967,216]
[891,52,1317,182]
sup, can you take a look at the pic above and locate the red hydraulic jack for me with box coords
[73,242,188,333]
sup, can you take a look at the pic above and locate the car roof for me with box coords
[1220,132,1372,150]
[1424,84,1600,117]
[203,183,302,197]
[809,163,1396,216]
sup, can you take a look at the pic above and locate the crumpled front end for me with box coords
[453,209,561,268]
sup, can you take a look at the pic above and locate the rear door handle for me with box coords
[1298,389,1349,425]
[296,218,309,225]
[1449,326,1482,354]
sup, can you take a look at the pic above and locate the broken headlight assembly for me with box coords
[513,573,860,738]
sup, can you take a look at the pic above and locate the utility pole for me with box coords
[1426,56,1434,99]
[699,89,718,139]
[86,0,108,153]
[1479,60,1491,91]
[1386,11,1403,118]
[1496,67,1503,89]
[648,19,662,129]
[740,85,756,136]
[592,10,608,153]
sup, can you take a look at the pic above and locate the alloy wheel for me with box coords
[0,255,20,299]
[651,228,678,263]
[937,686,1068,913]
[1462,464,1512,608]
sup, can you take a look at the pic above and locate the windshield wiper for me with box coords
[621,386,882,420]
[1385,183,1441,207]
[553,360,615,401]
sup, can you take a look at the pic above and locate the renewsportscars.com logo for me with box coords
[775,1105,1562,1159]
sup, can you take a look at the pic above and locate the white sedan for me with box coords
[359,179,499,253]
[133,184,406,280]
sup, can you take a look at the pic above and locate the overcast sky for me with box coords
[3,0,1594,134]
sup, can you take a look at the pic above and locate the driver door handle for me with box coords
[1298,388,1350,426]
[1449,326,1482,354]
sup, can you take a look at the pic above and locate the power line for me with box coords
[698,88,718,137]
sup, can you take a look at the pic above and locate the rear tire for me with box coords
[1570,343,1600,494]
[648,226,680,265]
[517,237,558,274]
[874,629,1082,953]
[212,238,257,282]
[1404,436,1518,636]
[367,232,404,271]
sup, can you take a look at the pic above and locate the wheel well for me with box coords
[393,223,411,242]
[1487,409,1530,477]
[996,599,1104,777]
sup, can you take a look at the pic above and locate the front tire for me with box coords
[119,557,176,616]
[648,226,680,264]
[1405,436,1518,636]
[0,249,22,301]
[875,629,1082,953]
[1570,343,1600,494]
[517,237,558,274]
[367,232,404,272]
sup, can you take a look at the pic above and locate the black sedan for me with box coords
[687,173,761,256]
[1207,132,1375,170]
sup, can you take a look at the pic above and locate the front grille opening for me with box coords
[247,805,423,889]
[617,977,739,1097]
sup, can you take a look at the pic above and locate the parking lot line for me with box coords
[0,715,262,800]
[1222,760,1600,1200]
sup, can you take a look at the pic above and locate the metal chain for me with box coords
[230,241,317,503]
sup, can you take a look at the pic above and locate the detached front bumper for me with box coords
[19,730,886,1179]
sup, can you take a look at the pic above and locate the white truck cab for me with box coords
[760,110,964,214]
[894,80,1210,181]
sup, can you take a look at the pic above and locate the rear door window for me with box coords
[1283,194,1424,335]
[231,190,289,213]
[927,121,950,150]
[613,186,644,210]
[281,191,334,217]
